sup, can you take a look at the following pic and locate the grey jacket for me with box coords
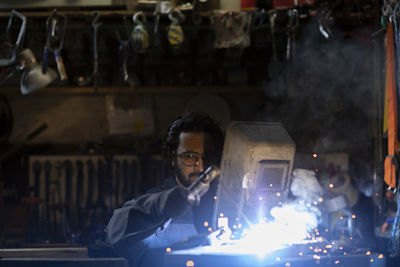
[106,177,217,266]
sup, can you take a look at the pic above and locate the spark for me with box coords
[214,196,217,200]
[335,260,340,264]
[259,196,263,200]
[270,184,273,187]
[352,214,356,219]
[220,213,224,217]
[370,259,374,262]
[285,262,291,266]
[276,257,281,261]
[378,254,384,258]
[276,192,281,197]
[166,247,171,252]
[329,184,334,188]
[204,221,209,227]
[366,251,371,255]
[208,227,212,232]
[299,252,303,256]
[313,153,318,158]
[186,260,195,266]
[318,197,324,202]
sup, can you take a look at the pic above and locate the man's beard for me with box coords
[175,167,200,188]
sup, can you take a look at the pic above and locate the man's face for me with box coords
[175,132,206,188]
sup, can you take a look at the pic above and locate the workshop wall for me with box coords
[6,93,262,144]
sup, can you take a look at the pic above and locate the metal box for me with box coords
[212,122,295,229]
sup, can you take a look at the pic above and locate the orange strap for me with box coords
[384,22,399,189]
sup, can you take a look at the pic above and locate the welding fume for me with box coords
[201,121,365,259]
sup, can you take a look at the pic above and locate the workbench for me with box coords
[0,247,127,267]
[164,246,386,267]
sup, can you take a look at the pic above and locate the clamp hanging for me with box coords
[43,10,68,81]
[167,9,185,53]
[132,11,149,53]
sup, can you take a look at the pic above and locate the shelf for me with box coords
[1,86,263,95]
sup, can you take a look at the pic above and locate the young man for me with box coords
[107,112,224,267]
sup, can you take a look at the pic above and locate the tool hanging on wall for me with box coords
[0,10,26,84]
[132,11,149,53]
[286,9,299,61]
[167,9,185,53]
[116,16,140,88]
[43,10,68,82]
[75,160,84,226]
[212,11,251,49]
[153,0,162,47]
[43,161,51,239]
[0,10,26,68]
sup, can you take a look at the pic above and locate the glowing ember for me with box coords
[351,214,356,219]
[166,247,172,253]
[186,260,195,266]
[204,221,209,227]
[378,254,384,258]
[313,153,318,158]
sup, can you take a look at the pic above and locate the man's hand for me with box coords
[187,166,220,206]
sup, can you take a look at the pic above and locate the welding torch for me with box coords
[188,165,220,192]
[186,165,220,206]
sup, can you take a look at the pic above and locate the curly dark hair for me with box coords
[163,112,225,166]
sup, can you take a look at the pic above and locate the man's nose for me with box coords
[194,158,204,172]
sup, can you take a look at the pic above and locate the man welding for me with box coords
[107,112,224,267]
